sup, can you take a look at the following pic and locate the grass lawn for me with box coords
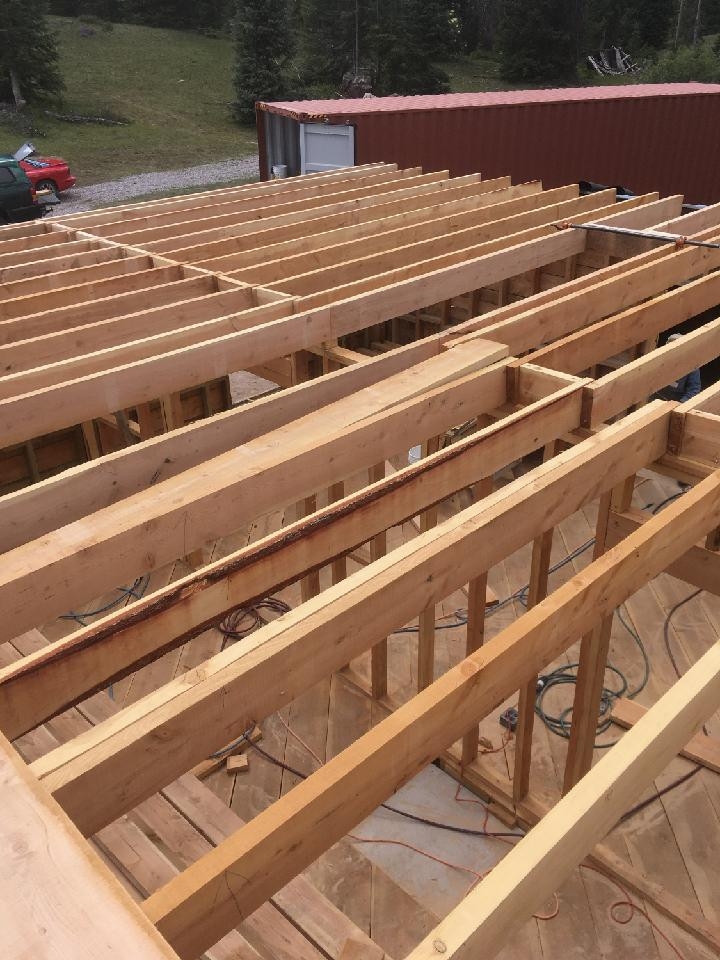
[0,18,257,185]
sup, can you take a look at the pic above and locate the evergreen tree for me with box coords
[233,0,292,124]
[635,0,674,48]
[0,0,63,107]
[498,0,576,83]
[582,0,673,51]
[374,0,452,95]
[298,0,363,86]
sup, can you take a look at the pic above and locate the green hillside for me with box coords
[1,18,257,185]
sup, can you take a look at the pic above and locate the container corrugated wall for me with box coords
[261,91,720,202]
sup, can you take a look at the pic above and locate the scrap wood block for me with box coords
[190,724,262,779]
[226,754,249,774]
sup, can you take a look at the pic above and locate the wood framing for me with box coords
[2,166,720,960]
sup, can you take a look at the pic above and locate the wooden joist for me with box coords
[3,166,720,960]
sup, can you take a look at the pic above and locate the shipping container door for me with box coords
[300,123,355,173]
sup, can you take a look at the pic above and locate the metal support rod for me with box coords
[556,221,720,250]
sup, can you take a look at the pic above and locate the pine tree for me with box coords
[299,0,362,87]
[498,0,576,83]
[233,0,292,124]
[374,0,452,95]
[0,0,63,108]
[583,0,673,52]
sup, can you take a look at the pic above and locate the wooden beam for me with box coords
[0,228,588,448]
[450,204,719,355]
[606,507,720,595]
[31,404,670,836]
[525,263,720,376]
[611,696,720,773]
[56,164,400,229]
[585,317,720,427]
[0,345,508,641]
[268,191,619,297]
[407,641,720,960]
[439,753,720,956]
[0,730,180,960]
[140,465,720,959]
[144,177,513,256]
[106,173,465,246]
[0,387,583,740]
[224,185,570,285]
[0,338,440,554]
[188,181,531,270]
[0,286,255,375]
[562,488,615,792]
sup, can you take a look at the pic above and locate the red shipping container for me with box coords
[257,84,720,203]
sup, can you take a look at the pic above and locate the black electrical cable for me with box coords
[650,490,684,515]
[243,734,525,839]
[60,574,151,627]
[620,765,703,822]
[227,724,704,839]
[534,604,651,748]
[217,597,292,650]
[663,589,703,681]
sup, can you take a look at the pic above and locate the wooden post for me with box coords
[114,410,138,447]
[368,463,389,700]
[417,436,441,691]
[461,476,493,766]
[328,482,347,585]
[497,278,510,307]
[562,480,631,793]
[136,403,158,441]
[23,441,40,483]
[512,441,560,803]
[299,495,321,602]
[705,525,720,551]
[81,421,101,460]
[160,394,184,433]
[512,528,554,802]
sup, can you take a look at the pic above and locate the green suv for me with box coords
[0,155,44,224]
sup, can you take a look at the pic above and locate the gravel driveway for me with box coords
[50,155,260,215]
